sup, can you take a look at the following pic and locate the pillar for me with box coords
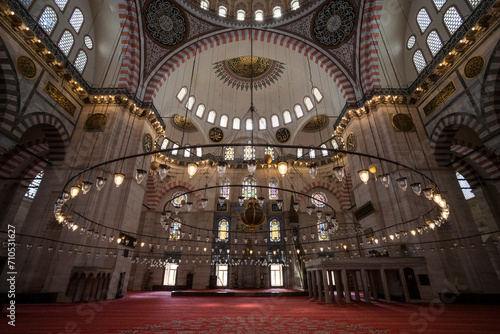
[352,270,360,301]
[334,270,342,302]
[380,269,391,303]
[307,271,313,298]
[399,268,410,302]
[341,269,351,303]
[316,270,323,302]
[322,269,332,303]
[368,270,379,301]
[360,269,371,303]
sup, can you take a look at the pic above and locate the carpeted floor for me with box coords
[2,291,500,333]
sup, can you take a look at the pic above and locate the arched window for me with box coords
[255,9,264,21]
[177,87,188,102]
[184,145,191,158]
[39,7,58,35]
[195,104,205,118]
[309,147,316,159]
[291,0,300,10]
[270,219,281,242]
[304,96,314,111]
[20,0,33,8]
[74,50,87,73]
[220,177,230,199]
[224,147,234,160]
[259,117,267,130]
[170,217,181,240]
[271,115,280,128]
[171,191,187,208]
[273,6,282,18]
[218,6,227,17]
[84,35,93,49]
[443,7,463,35]
[427,30,443,56]
[160,137,169,150]
[196,147,202,157]
[317,219,328,240]
[171,143,179,155]
[244,142,255,160]
[242,175,257,199]
[297,148,303,158]
[186,96,195,111]
[200,0,209,10]
[407,35,416,49]
[268,177,279,200]
[331,138,339,149]
[69,8,84,33]
[456,172,475,200]
[416,8,431,33]
[294,104,304,118]
[265,147,274,161]
[432,0,447,11]
[237,9,245,20]
[220,114,229,128]
[25,170,44,199]
[311,191,327,208]
[312,87,323,102]
[468,0,481,8]
[283,110,292,124]
[246,118,253,131]
[217,218,229,241]
[413,49,427,73]
[54,0,68,11]
[58,30,74,56]
[321,144,329,156]
[233,117,241,130]
[207,110,216,124]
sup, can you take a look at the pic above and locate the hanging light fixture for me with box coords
[380,173,391,187]
[158,164,169,180]
[218,196,225,206]
[165,210,172,218]
[201,197,208,208]
[358,169,370,184]
[247,160,257,174]
[81,181,93,194]
[410,182,422,195]
[114,173,125,187]
[62,191,71,202]
[95,177,107,191]
[333,166,344,182]
[186,201,193,211]
[293,202,299,212]
[276,199,283,209]
[397,177,408,191]
[134,169,148,184]
[187,163,198,178]
[325,213,332,222]
[70,185,80,198]
[433,192,442,204]
[308,163,318,179]
[217,161,227,176]
[316,210,322,219]
[277,161,288,176]
[306,206,313,215]
[238,195,245,206]
[422,187,433,200]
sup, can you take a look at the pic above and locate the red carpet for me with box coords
[2,291,500,333]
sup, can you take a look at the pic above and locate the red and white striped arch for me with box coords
[145,179,203,211]
[450,139,500,179]
[359,0,383,93]
[295,178,352,211]
[117,0,141,94]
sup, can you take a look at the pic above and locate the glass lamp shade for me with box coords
[70,186,80,198]
[308,163,318,179]
[247,160,257,174]
[293,202,299,212]
[433,193,442,204]
[306,206,313,215]
[217,161,227,176]
[62,191,71,202]
[410,183,422,195]
[201,197,208,208]
[134,169,147,184]
[174,207,180,215]
[325,213,332,222]
[358,169,370,184]
[165,210,172,218]
[238,195,245,206]
[187,163,198,178]
[438,198,447,209]
[277,161,288,176]
[257,196,265,207]
[114,173,125,187]
[160,213,167,223]
[276,199,283,209]
[380,173,391,187]
[81,181,93,194]
[316,210,322,219]
[158,164,169,180]
[333,166,345,182]
[186,201,193,211]
[56,197,64,206]
[422,187,433,200]
[397,177,408,191]
[218,196,225,206]
[95,177,107,191]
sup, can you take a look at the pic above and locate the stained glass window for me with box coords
[195,104,205,118]
[311,191,327,208]
[416,8,431,33]
[220,115,228,128]
[54,0,68,11]
[244,142,255,160]
[25,170,44,199]
[312,87,323,102]
[259,117,267,130]
[177,87,188,102]
[84,35,93,49]
[218,218,229,241]
[171,191,187,208]
[270,219,281,242]
[207,110,216,124]
[58,30,74,56]
[233,117,241,130]
[265,147,274,161]
[39,7,57,35]
[413,50,426,73]
[294,104,304,118]
[433,0,447,11]
[317,220,329,240]
[283,110,292,124]
[74,50,87,73]
[242,175,257,199]
[271,115,280,128]
[170,218,181,240]
[427,30,443,56]
[268,177,279,200]
[69,8,84,33]
[224,147,234,160]
[304,96,314,111]
[443,7,462,35]
[220,177,230,199]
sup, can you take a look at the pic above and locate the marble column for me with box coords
[360,269,371,303]
[322,269,332,303]
[399,268,410,302]
[316,270,323,302]
[334,270,343,302]
[380,269,391,303]
[352,270,360,301]
[368,270,379,301]
[341,269,351,303]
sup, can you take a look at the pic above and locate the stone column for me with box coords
[334,270,342,302]
[307,271,313,298]
[316,270,323,302]
[352,270,360,301]
[380,269,391,303]
[322,269,332,303]
[399,268,410,302]
[361,269,371,303]
[341,269,351,303]
[368,270,379,301]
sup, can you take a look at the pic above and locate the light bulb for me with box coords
[333,166,344,182]
[70,186,80,198]
[158,164,169,179]
[114,173,125,187]
[134,169,147,184]
[277,161,288,176]
[433,193,442,203]
[410,183,422,195]
[358,169,370,184]
[187,163,197,178]
[247,160,257,174]
[380,173,391,187]
[81,181,93,194]
[397,177,408,191]
[308,163,318,179]
[217,161,227,176]
[95,177,107,191]
[62,191,70,202]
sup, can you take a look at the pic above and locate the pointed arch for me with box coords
[482,40,500,133]
[150,180,203,210]
[0,35,20,132]
[296,181,351,210]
